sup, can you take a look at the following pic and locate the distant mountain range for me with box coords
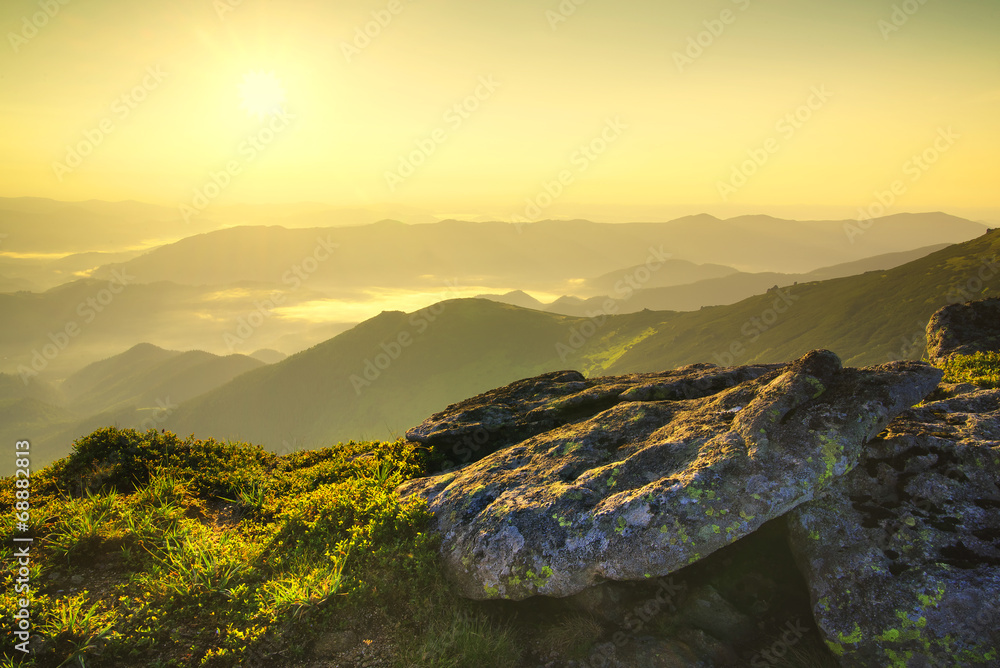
[152,228,999,462]
[0,280,350,376]
[478,245,950,316]
[2,210,981,377]
[87,213,984,292]
[0,344,280,475]
[1,205,994,474]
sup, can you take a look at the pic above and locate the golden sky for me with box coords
[1,0,997,222]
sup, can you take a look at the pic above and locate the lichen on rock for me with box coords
[787,388,1000,667]
[398,350,942,600]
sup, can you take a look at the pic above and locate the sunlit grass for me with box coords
[0,425,844,667]
[0,427,458,667]
[941,351,1000,389]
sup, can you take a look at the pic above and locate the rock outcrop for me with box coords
[407,364,780,472]
[399,350,942,600]
[787,388,1000,666]
[926,297,1000,364]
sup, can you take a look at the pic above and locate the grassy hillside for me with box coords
[606,228,1000,372]
[165,230,999,460]
[0,430,463,668]
[483,244,950,316]
[164,301,590,449]
[0,347,263,477]
[61,344,264,416]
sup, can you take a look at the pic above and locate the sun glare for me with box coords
[238,71,287,119]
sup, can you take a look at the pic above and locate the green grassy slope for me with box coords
[161,230,1000,459]
[605,229,1000,372]
[62,344,265,415]
[164,300,595,449]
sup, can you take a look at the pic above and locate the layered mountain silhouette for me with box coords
[1,205,994,474]
[87,213,983,291]
[479,245,950,316]
[0,344,276,475]
[158,228,1000,458]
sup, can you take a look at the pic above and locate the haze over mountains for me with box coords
[0,342,281,474]
[479,245,951,316]
[89,212,982,287]
[0,200,986,379]
[0,197,994,475]
[156,227,1000,456]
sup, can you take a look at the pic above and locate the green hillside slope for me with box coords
[62,343,264,415]
[164,300,592,449]
[167,230,999,458]
[605,229,1000,372]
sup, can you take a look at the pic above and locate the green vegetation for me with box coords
[606,230,1000,373]
[0,428,521,667]
[1,426,850,667]
[941,351,1000,389]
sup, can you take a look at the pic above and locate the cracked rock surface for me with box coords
[398,350,942,600]
[788,388,1000,667]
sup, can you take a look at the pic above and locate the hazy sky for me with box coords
[1,0,997,222]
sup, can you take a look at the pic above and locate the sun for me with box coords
[238,71,287,120]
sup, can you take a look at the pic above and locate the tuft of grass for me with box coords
[404,610,523,668]
[941,351,1000,389]
[39,593,118,667]
[538,614,604,659]
[257,544,348,621]
[44,490,120,561]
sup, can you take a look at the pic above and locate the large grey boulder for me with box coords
[398,350,942,600]
[407,364,779,472]
[787,389,1000,667]
[926,298,1000,364]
